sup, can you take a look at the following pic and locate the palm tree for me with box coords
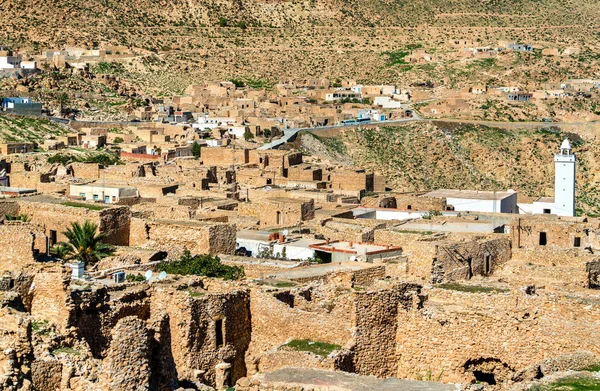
[56,92,69,117]
[49,243,72,260]
[61,221,115,265]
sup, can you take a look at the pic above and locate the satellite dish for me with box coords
[282,230,289,236]
[145,270,153,281]
[158,271,167,280]
[349,256,357,262]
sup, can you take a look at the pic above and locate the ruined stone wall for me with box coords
[8,172,44,189]
[247,188,330,204]
[394,194,446,211]
[361,194,446,211]
[0,223,46,272]
[586,259,600,289]
[350,284,421,377]
[374,229,444,282]
[395,287,600,384]
[432,236,512,283]
[0,305,33,391]
[330,171,373,192]
[102,163,148,180]
[201,148,249,166]
[511,218,600,250]
[150,285,251,387]
[348,265,386,287]
[238,198,314,227]
[66,286,151,359]
[99,206,131,246]
[287,166,321,181]
[101,316,151,391]
[221,258,304,279]
[16,201,130,246]
[248,285,355,373]
[130,218,235,255]
[0,201,20,217]
[30,266,70,333]
[318,219,385,243]
[70,162,100,180]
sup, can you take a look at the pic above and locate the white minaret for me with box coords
[554,139,576,216]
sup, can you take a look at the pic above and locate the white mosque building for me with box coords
[518,138,576,216]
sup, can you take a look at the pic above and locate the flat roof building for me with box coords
[423,189,518,214]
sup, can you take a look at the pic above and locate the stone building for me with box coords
[129,218,236,255]
[238,198,314,227]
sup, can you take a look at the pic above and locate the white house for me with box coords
[19,61,36,70]
[374,96,403,109]
[423,189,518,214]
[70,183,139,204]
[206,139,224,147]
[0,56,21,69]
[227,125,247,139]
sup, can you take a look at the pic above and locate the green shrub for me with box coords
[191,141,201,158]
[243,128,254,141]
[5,214,30,222]
[160,250,244,280]
[126,274,147,282]
[284,339,341,358]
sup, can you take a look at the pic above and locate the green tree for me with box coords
[191,141,201,159]
[60,221,115,265]
[56,92,69,117]
[218,17,228,27]
[113,137,124,144]
[243,128,254,141]
[160,250,244,280]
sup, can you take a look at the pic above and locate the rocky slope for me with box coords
[304,122,600,216]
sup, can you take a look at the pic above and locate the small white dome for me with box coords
[560,139,571,150]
